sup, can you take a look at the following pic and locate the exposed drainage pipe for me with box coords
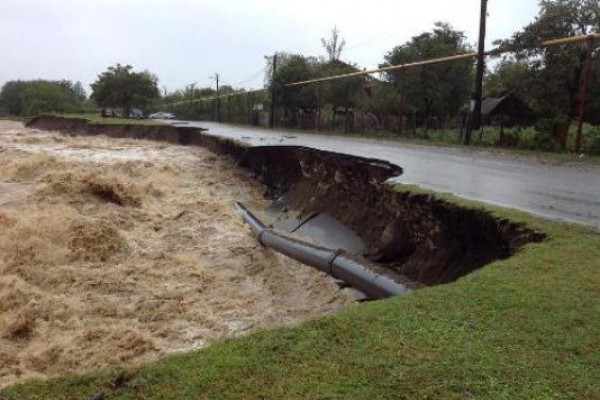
[235,202,411,300]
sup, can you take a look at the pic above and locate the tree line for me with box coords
[268,0,599,151]
[0,80,87,116]
[0,64,161,118]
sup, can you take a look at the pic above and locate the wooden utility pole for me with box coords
[187,82,197,119]
[317,82,322,131]
[215,73,221,123]
[269,54,278,129]
[574,38,595,153]
[188,83,196,105]
[398,70,406,136]
[464,0,488,145]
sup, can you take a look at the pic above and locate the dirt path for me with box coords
[0,121,351,388]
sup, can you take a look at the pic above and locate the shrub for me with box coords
[583,125,600,155]
[532,117,565,151]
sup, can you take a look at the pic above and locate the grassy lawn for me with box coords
[2,186,598,399]
[47,113,167,126]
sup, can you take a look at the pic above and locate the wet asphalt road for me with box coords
[168,120,600,230]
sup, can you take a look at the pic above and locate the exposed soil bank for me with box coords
[26,116,182,142]
[27,116,545,285]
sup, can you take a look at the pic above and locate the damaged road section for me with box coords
[230,145,546,285]
[28,116,545,287]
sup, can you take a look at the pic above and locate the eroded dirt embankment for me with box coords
[27,116,545,285]
[26,116,182,143]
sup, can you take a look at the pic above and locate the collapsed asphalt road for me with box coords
[166,121,600,231]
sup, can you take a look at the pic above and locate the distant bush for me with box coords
[0,80,87,116]
[532,117,566,151]
[583,125,600,155]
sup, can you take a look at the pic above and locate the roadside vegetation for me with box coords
[0,65,161,120]
[2,185,598,399]
[171,0,600,155]
[0,80,89,116]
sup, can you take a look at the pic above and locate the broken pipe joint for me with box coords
[235,202,410,300]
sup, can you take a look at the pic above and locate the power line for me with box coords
[235,67,266,86]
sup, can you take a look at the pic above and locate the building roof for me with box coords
[481,96,506,115]
[481,93,534,118]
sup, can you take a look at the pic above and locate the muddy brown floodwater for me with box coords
[0,120,352,388]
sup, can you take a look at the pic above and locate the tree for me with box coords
[91,64,159,113]
[318,60,366,132]
[0,80,87,116]
[71,81,87,103]
[494,0,600,149]
[321,26,346,62]
[484,61,530,98]
[0,81,28,115]
[382,22,473,123]
[267,53,321,126]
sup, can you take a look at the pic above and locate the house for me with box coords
[481,93,535,127]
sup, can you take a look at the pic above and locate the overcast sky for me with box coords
[0,0,540,95]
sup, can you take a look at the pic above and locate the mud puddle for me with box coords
[0,120,352,388]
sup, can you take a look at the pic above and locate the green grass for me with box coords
[47,113,167,126]
[2,185,598,399]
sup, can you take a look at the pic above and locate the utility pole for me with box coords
[398,70,406,136]
[187,82,197,119]
[270,54,278,129]
[317,82,322,131]
[215,73,222,123]
[464,0,488,145]
[574,37,595,153]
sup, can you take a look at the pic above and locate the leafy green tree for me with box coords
[91,64,159,113]
[484,61,530,98]
[0,81,28,115]
[268,53,320,124]
[359,83,399,115]
[382,23,473,121]
[319,61,365,110]
[319,27,365,126]
[494,0,600,149]
[21,82,72,115]
[0,80,86,116]
[317,61,366,132]
[71,81,87,103]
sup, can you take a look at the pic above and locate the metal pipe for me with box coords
[540,33,600,47]
[235,202,411,299]
[284,53,478,87]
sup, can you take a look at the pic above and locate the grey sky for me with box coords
[0,0,540,95]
